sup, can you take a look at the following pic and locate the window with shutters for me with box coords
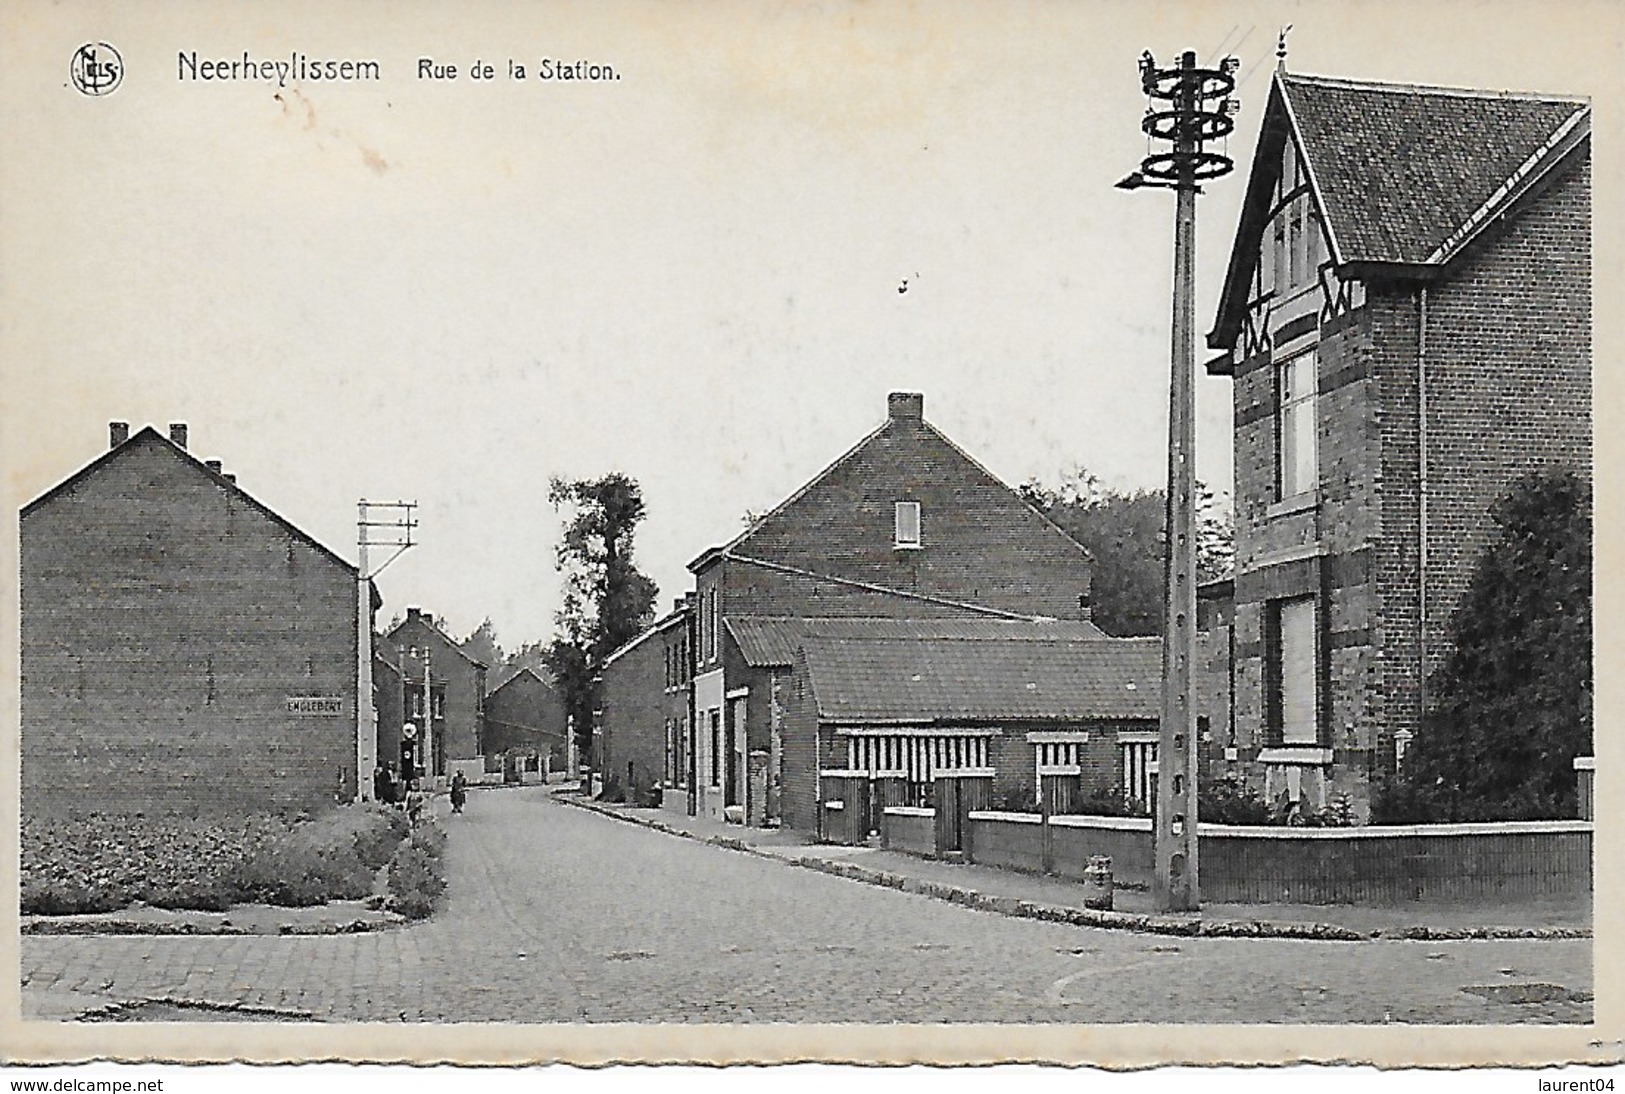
[1277,349,1318,499]
[894,501,922,548]
[1266,597,1320,747]
[1119,736,1158,807]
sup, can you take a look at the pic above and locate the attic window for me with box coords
[894,501,922,548]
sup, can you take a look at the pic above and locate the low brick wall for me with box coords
[1200,821,1593,904]
[880,806,936,857]
[964,811,1592,905]
[1049,816,1155,887]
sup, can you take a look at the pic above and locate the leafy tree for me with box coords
[543,473,660,761]
[458,617,504,670]
[1374,469,1592,822]
[1019,466,1234,637]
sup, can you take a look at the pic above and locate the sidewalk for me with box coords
[553,790,1590,942]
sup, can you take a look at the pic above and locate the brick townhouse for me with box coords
[598,603,693,806]
[20,422,379,816]
[381,607,488,785]
[1200,69,1591,818]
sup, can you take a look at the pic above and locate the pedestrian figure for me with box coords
[373,763,395,805]
[450,770,468,814]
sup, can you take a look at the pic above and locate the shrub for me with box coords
[387,820,448,919]
[20,876,128,916]
[1070,784,1147,818]
[226,806,408,907]
[1198,776,1273,825]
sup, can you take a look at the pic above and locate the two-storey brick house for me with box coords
[678,391,1126,828]
[382,607,488,786]
[1202,70,1591,817]
[21,423,379,817]
[485,667,569,777]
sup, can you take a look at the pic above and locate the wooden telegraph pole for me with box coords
[1117,50,1239,911]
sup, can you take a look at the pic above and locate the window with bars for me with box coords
[842,733,988,807]
[1121,738,1157,807]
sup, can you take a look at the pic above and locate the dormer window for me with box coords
[894,501,922,548]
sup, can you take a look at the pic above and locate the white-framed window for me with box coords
[1121,737,1157,807]
[894,501,922,548]
[709,590,720,661]
[842,730,989,807]
[1268,596,1320,747]
[1277,349,1318,499]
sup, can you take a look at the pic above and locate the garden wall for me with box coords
[960,811,1591,905]
[880,806,935,857]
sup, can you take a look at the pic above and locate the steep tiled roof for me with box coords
[1282,74,1586,265]
[1209,71,1588,353]
[800,634,1159,724]
[727,615,1108,668]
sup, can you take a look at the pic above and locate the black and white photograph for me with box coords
[1,0,1615,1077]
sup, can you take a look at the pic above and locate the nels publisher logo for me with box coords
[70,42,123,96]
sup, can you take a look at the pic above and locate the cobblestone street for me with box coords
[21,788,1593,1024]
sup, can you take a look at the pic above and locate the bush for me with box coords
[1070,784,1147,818]
[20,876,128,917]
[387,821,448,920]
[1198,776,1273,825]
[226,805,409,907]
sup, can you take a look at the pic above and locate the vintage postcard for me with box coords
[1,0,1617,1074]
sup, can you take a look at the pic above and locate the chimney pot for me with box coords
[168,423,188,449]
[223,473,236,484]
[109,422,130,448]
[887,392,924,421]
[205,459,223,473]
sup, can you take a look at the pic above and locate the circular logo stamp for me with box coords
[70,42,123,96]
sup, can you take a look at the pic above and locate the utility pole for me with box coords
[1117,50,1239,912]
[358,500,418,800]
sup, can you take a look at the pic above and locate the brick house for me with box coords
[739,617,1160,833]
[679,391,1123,828]
[599,603,693,804]
[381,607,488,784]
[21,422,378,817]
[1202,70,1591,818]
[484,666,569,777]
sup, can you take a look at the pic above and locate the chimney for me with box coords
[223,473,236,484]
[205,459,223,474]
[168,422,188,449]
[887,392,924,421]
[406,606,422,623]
[109,421,130,448]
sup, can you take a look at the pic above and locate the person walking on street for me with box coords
[450,769,468,814]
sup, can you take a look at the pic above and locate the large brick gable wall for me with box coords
[731,404,1091,621]
[21,436,360,817]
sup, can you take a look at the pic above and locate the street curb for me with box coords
[553,793,1588,942]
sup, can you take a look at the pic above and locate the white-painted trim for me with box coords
[1049,815,1155,832]
[1198,820,1593,839]
[967,810,1041,825]
[1036,764,1083,777]
[882,806,936,818]
[835,726,1000,738]
[933,767,997,779]
[1025,731,1092,744]
[1574,756,1595,771]
[725,687,750,700]
[1257,747,1333,765]
[1115,731,1159,745]
[823,800,844,811]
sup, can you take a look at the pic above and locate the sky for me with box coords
[3,0,1618,652]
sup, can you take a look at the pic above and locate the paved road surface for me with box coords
[21,787,1592,1023]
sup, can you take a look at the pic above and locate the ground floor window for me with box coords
[1121,736,1157,808]
[841,732,991,807]
[1266,595,1320,747]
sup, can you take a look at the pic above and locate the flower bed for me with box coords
[22,803,414,915]
[22,813,292,915]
